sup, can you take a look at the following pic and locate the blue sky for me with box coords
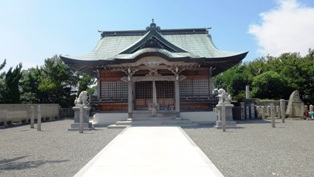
[1,0,314,71]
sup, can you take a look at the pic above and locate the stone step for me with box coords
[132,111,176,120]
[115,120,133,125]
[107,124,130,129]
[131,119,199,127]
[107,116,199,128]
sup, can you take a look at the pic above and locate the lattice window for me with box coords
[135,81,174,99]
[179,80,193,97]
[135,81,152,99]
[100,81,127,100]
[156,81,174,98]
[179,79,209,97]
[193,80,209,96]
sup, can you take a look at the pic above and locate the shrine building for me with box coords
[60,21,248,124]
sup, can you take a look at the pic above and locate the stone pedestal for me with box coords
[68,105,94,131]
[246,106,250,120]
[250,103,255,119]
[240,102,245,120]
[215,103,237,128]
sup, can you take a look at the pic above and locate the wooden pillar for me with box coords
[97,70,101,101]
[175,78,180,118]
[152,80,157,117]
[128,79,133,119]
[208,68,213,95]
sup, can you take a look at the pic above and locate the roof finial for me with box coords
[146,19,160,31]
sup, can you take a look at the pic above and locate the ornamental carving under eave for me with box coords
[144,60,160,67]
[146,69,161,77]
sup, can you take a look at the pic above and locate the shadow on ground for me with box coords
[0,156,68,170]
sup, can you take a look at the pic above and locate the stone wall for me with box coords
[0,104,72,127]
[254,100,313,119]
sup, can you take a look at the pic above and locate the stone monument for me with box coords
[215,88,237,128]
[286,90,305,118]
[69,91,95,131]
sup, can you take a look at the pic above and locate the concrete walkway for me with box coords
[74,127,224,177]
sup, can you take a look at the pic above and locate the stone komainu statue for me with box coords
[217,88,231,104]
[75,91,88,105]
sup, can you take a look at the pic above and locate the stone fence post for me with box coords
[270,103,275,128]
[277,106,281,119]
[280,99,285,123]
[37,105,41,131]
[222,102,226,132]
[30,106,34,128]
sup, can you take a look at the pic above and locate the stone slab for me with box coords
[181,111,217,124]
[215,120,237,128]
[68,123,95,131]
[92,113,128,126]
[74,127,224,177]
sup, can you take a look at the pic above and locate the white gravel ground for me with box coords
[183,119,314,177]
[1,118,314,177]
[0,119,122,177]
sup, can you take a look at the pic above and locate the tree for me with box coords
[0,63,23,103]
[213,64,252,101]
[251,71,290,99]
[37,55,78,107]
[20,68,42,103]
[77,74,94,95]
[213,50,314,104]
[20,55,96,107]
[0,59,7,101]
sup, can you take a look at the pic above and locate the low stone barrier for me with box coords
[0,104,61,127]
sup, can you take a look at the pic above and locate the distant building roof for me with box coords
[60,21,248,76]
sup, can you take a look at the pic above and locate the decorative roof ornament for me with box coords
[146,18,160,31]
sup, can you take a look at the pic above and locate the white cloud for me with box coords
[249,0,314,56]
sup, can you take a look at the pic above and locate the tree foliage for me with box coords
[0,62,23,103]
[213,49,314,104]
[20,55,95,107]
[251,71,290,99]
[1,55,94,107]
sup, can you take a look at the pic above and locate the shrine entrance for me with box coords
[135,81,174,110]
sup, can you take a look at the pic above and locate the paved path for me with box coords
[74,127,223,177]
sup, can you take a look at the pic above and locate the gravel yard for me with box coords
[1,118,314,177]
[184,119,314,177]
[0,119,122,177]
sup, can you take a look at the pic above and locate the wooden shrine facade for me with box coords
[60,21,248,118]
[94,56,217,116]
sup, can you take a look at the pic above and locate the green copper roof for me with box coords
[62,33,245,61]
[60,22,248,76]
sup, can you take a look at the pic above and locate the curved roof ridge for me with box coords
[118,26,188,54]
[115,48,194,60]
